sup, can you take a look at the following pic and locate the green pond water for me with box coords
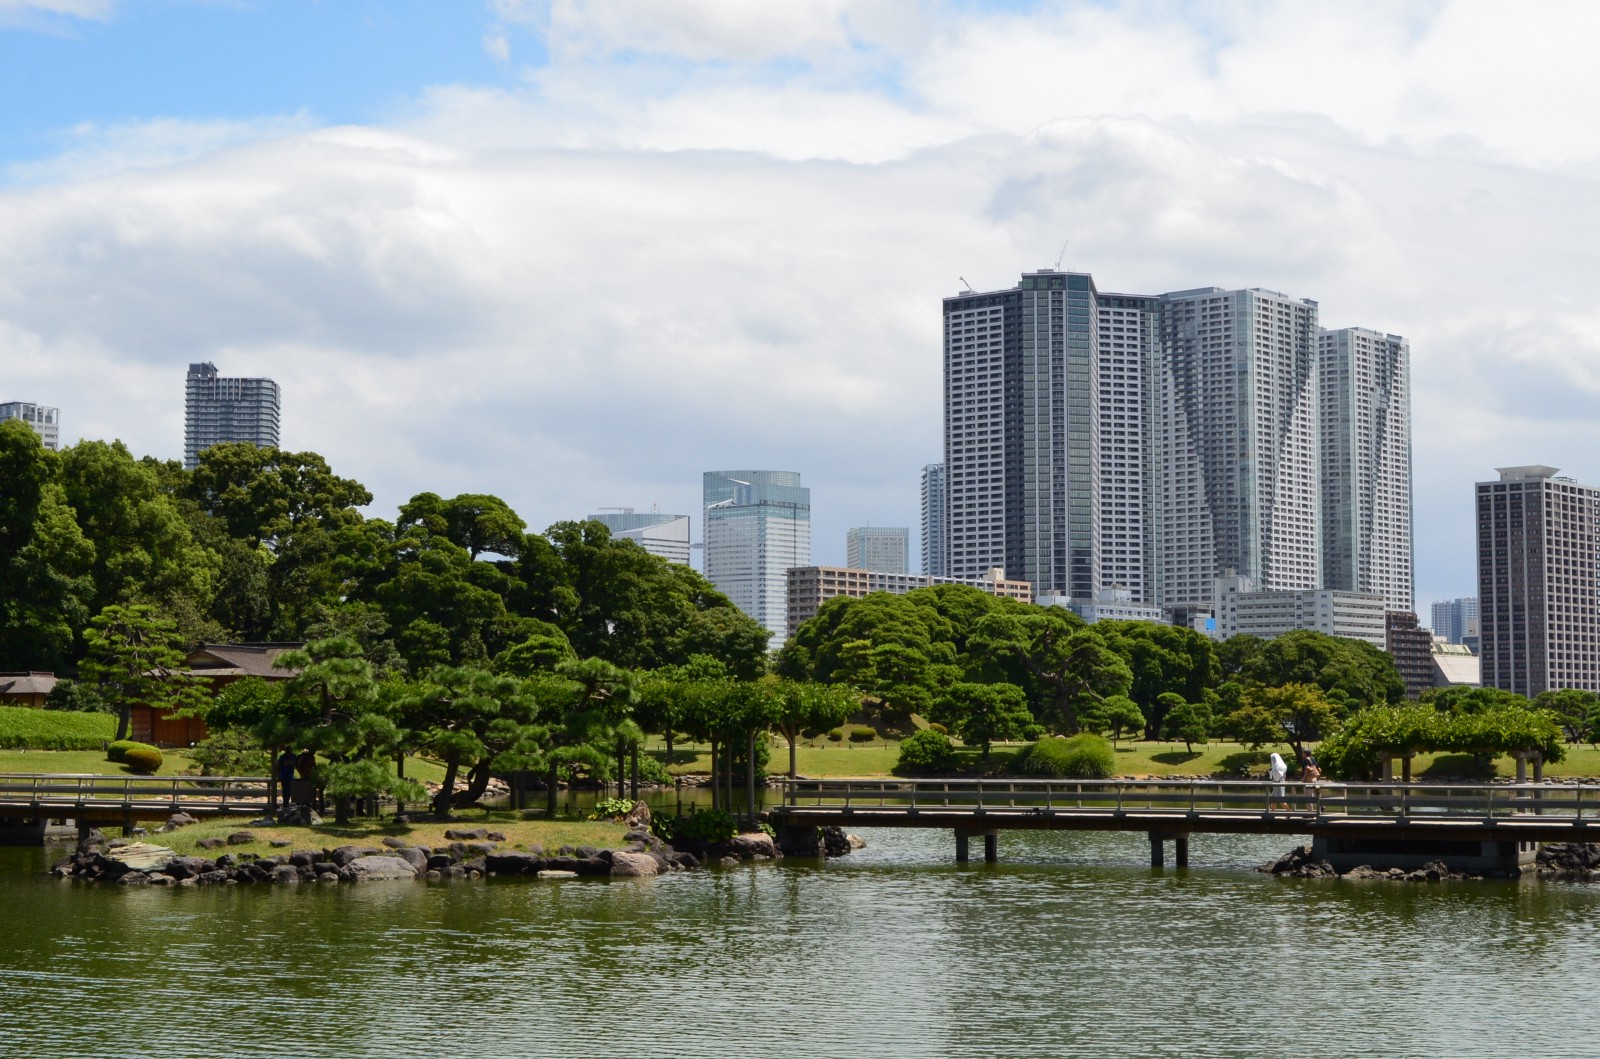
[3,829,1598,1058]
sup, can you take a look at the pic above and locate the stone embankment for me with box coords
[1261,845,1490,882]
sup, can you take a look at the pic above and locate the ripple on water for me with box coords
[3,835,1600,1058]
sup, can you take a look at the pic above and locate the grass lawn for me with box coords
[138,811,630,860]
[0,748,199,776]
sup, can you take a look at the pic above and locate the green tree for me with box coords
[1532,689,1600,740]
[79,602,207,742]
[403,665,545,815]
[1159,695,1212,754]
[1221,682,1339,761]
[1100,694,1146,745]
[970,610,1133,733]
[767,678,856,778]
[1096,621,1219,737]
[1232,630,1403,707]
[933,681,1033,764]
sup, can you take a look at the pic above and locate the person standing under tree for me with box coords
[275,749,297,808]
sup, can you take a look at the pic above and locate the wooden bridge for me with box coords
[0,774,270,840]
[770,778,1600,871]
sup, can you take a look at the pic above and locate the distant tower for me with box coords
[588,509,692,565]
[1430,597,1480,646]
[920,463,947,577]
[0,401,60,451]
[1320,327,1412,612]
[703,470,811,649]
[847,526,909,574]
[1477,466,1600,697]
[184,362,281,470]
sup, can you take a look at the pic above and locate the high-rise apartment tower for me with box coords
[703,470,811,649]
[943,270,1099,598]
[1430,597,1479,646]
[184,362,280,470]
[1319,328,1412,612]
[921,462,947,577]
[1476,466,1600,697]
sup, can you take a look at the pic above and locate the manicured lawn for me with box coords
[0,748,199,776]
[140,811,628,859]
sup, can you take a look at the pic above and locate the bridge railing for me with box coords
[776,777,1596,822]
[0,773,271,812]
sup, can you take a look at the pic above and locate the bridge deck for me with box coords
[770,778,1600,845]
[0,774,271,822]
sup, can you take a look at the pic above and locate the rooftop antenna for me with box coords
[1054,237,1069,270]
[959,276,974,293]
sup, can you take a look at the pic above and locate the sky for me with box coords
[3,0,1599,612]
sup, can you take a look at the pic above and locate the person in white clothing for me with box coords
[1268,752,1288,810]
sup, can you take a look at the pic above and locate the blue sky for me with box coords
[3,0,1599,611]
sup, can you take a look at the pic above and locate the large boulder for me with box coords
[329,845,385,867]
[623,801,652,830]
[725,832,778,859]
[484,851,544,875]
[609,850,661,878]
[344,856,419,883]
[394,847,430,871]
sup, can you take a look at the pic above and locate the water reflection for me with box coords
[4,831,1600,1058]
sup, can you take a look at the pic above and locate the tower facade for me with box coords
[1319,327,1412,612]
[1097,293,1160,604]
[1155,288,1321,609]
[1476,466,1600,697]
[0,402,60,451]
[588,510,691,566]
[920,462,947,577]
[703,470,811,648]
[1430,597,1480,645]
[943,269,1099,598]
[184,362,281,470]
[846,526,909,574]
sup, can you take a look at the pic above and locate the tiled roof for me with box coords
[184,643,303,680]
[0,671,58,696]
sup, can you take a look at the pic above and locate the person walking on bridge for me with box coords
[1269,753,1289,811]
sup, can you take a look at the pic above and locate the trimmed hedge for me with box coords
[846,725,877,743]
[1017,734,1116,779]
[122,745,164,774]
[0,707,117,750]
[894,728,957,775]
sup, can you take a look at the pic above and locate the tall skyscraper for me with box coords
[0,402,60,451]
[1097,293,1160,603]
[943,269,1099,598]
[703,470,811,648]
[588,510,691,565]
[1476,466,1600,697]
[1155,287,1321,609]
[920,462,947,577]
[1319,327,1412,612]
[184,362,281,470]
[846,526,909,574]
[1430,597,1480,645]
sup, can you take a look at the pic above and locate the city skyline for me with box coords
[3,4,1596,604]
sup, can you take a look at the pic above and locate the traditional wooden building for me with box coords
[0,672,58,709]
[131,643,301,746]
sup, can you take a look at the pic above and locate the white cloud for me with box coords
[4,0,1600,601]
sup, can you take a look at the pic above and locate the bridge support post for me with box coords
[984,832,998,864]
[1149,832,1164,868]
[1174,834,1189,868]
[955,831,969,863]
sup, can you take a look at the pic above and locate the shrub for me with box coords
[1017,734,1116,779]
[847,725,876,743]
[121,745,164,774]
[0,708,117,750]
[1022,724,1046,741]
[187,730,269,776]
[926,722,949,735]
[894,728,957,775]
[826,728,844,742]
[635,754,675,786]
[106,739,139,763]
[589,796,636,820]
[652,808,737,846]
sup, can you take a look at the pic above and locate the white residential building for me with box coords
[184,362,280,469]
[1097,293,1160,605]
[0,402,60,451]
[1319,327,1412,612]
[921,462,947,577]
[1155,288,1322,609]
[1212,574,1387,647]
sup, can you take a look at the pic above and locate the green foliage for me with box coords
[927,721,948,735]
[653,807,737,846]
[893,728,957,775]
[1016,734,1116,779]
[0,708,117,750]
[107,739,141,762]
[1021,723,1045,740]
[826,728,843,742]
[634,754,674,786]
[121,744,164,774]
[1100,695,1146,745]
[968,611,1132,733]
[1225,630,1404,707]
[187,728,270,776]
[1159,696,1212,753]
[80,602,208,742]
[1221,682,1341,759]
[932,680,1033,760]
[1319,702,1567,780]
[847,725,877,743]
[588,796,637,820]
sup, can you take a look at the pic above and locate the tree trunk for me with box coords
[747,731,757,824]
[725,741,734,816]
[788,733,798,779]
[617,743,626,800]
[630,745,639,801]
[115,703,131,743]
[433,751,461,817]
[335,795,353,825]
[708,737,719,811]
[546,761,558,818]
[454,759,492,807]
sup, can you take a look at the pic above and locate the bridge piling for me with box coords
[1148,832,1163,868]
[955,831,969,863]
